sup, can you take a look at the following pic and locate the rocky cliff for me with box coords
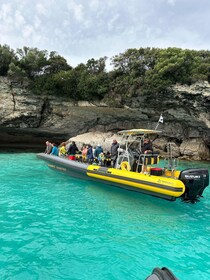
[0,77,210,160]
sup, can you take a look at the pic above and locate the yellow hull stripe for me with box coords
[87,167,185,197]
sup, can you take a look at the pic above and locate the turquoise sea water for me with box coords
[0,153,209,280]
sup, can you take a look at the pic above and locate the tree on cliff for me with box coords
[0,44,14,76]
[143,48,210,95]
[15,47,49,78]
[44,51,71,74]
[41,58,110,100]
[1,44,210,103]
[109,47,161,98]
[77,57,109,99]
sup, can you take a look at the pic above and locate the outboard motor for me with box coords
[179,168,209,202]
[145,267,178,280]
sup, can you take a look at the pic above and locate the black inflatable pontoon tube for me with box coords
[145,267,178,280]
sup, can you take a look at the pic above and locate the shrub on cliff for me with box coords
[0,44,14,76]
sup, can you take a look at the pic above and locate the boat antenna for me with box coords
[155,114,164,130]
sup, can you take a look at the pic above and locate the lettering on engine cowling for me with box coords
[184,175,200,179]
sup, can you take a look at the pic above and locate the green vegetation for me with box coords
[0,44,210,101]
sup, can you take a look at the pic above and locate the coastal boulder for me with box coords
[69,132,121,152]
[180,138,210,160]
[153,137,168,151]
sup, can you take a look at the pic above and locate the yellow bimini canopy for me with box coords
[118,129,162,136]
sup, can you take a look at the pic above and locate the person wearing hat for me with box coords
[111,140,119,167]
[94,144,103,160]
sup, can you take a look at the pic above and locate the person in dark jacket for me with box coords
[142,138,153,154]
[86,144,94,163]
[141,138,153,173]
[110,140,119,167]
[67,141,79,155]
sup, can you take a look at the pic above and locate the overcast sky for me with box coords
[0,0,210,68]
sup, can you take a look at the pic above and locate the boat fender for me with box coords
[120,161,131,171]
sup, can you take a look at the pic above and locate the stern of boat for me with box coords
[179,168,209,203]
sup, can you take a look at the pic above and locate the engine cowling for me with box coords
[179,168,209,202]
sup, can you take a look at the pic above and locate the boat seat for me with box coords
[140,153,160,165]
[135,153,160,173]
[95,166,110,174]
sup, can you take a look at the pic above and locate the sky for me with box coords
[0,0,210,69]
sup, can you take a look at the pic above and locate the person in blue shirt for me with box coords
[50,143,59,156]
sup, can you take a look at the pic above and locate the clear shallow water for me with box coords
[0,153,209,280]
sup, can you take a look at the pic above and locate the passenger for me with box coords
[98,152,105,166]
[82,145,88,162]
[111,139,119,167]
[92,146,96,158]
[142,138,153,154]
[50,143,59,156]
[76,149,83,161]
[86,144,94,163]
[59,142,67,157]
[141,138,153,173]
[45,141,52,154]
[94,144,103,160]
[67,141,79,156]
[104,151,112,167]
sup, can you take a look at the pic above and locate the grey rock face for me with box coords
[180,138,210,160]
[0,77,209,159]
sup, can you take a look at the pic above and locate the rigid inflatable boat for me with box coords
[37,129,209,202]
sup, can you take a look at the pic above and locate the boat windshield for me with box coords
[115,129,162,170]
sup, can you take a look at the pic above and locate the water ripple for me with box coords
[0,153,209,279]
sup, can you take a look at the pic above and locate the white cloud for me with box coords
[14,10,25,28]
[167,0,176,6]
[0,3,11,20]
[89,0,100,11]
[33,16,42,29]
[22,25,34,38]
[36,3,48,16]
[67,1,84,22]
[107,14,120,31]
[62,19,70,28]
[0,0,210,68]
